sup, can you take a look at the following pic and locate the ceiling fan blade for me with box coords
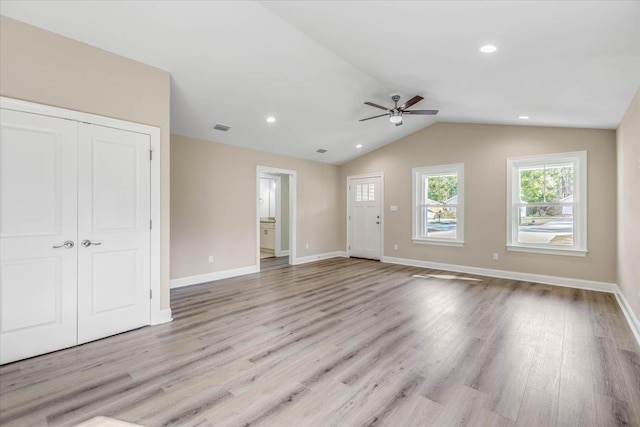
[395,121,403,127]
[404,109,439,115]
[364,101,390,111]
[399,95,424,110]
[359,113,389,122]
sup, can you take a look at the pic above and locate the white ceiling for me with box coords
[1,1,639,164]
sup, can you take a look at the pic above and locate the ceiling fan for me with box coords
[360,94,438,126]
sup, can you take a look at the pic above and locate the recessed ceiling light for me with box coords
[518,115,530,120]
[480,44,497,53]
[266,116,276,123]
[356,144,363,149]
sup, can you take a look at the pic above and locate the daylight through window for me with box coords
[412,163,464,246]
[507,151,587,256]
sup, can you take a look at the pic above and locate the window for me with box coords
[507,151,587,256]
[412,163,464,246]
[355,183,375,201]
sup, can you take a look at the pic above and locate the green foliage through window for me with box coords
[425,175,457,203]
[519,164,574,217]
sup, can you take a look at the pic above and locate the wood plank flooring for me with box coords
[1,258,639,427]
[259,255,289,271]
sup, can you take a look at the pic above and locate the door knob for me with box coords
[81,240,102,247]
[376,221,380,224]
[52,240,74,249]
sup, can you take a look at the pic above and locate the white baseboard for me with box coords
[151,308,173,325]
[169,252,348,290]
[383,255,640,345]
[294,251,348,265]
[614,288,640,347]
[276,250,290,257]
[170,265,259,289]
[381,256,618,293]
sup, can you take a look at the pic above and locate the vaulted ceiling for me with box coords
[2,1,639,164]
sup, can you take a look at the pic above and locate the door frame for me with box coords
[0,97,166,326]
[346,173,385,260]
[256,166,296,269]
[259,173,287,256]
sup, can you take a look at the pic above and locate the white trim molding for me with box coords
[506,245,587,257]
[257,166,297,271]
[615,289,640,347]
[171,252,349,288]
[346,173,385,260]
[152,309,173,325]
[382,255,640,347]
[413,239,465,247]
[1,96,165,327]
[506,151,587,257]
[412,163,465,247]
[382,256,617,293]
[294,251,348,265]
[170,265,259,289]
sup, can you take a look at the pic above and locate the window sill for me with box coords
[506,245,588,257]
[413,239,465,247]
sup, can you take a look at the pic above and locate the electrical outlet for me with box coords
[394,244,398,250]
[390,205,398,212]
[305,243,310,249]
[208,255,213,263]
[493,253,499,261]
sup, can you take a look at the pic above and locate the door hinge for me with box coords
[349,215,351,220]
[348,245,350,250]
[150,289,153,299]
[149,150,153,161]
[150,219,153,229]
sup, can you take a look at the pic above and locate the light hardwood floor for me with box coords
[1,258,639,427]
[260,255,289,271]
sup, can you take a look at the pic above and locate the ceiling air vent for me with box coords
[316,149,327,154]
[212,124,231,132]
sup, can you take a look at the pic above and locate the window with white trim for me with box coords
[507,151,587,256]
[412,163,464,246]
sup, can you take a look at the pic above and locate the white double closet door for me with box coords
[1,109,151,364]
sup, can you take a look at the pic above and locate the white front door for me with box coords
[348,176,382,260]
[0,110,79,364]
[77,123,151,344]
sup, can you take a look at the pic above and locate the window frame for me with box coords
[412,163,465,247]
[506,151,587,257]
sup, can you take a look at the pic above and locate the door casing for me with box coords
[0,97,168,327]
[346,173,384,260]
[256,166,297,269]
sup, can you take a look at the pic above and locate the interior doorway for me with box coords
[256,166,296,271]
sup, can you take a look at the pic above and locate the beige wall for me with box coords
[0,16,172,308]
[617,88,640,320]
[340,122,617,283]
[171,134,341,280]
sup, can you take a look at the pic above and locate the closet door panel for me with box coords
[77,124,151,344]
[0,110,78,364]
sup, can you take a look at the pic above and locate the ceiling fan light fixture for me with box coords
[389,114,403,124]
